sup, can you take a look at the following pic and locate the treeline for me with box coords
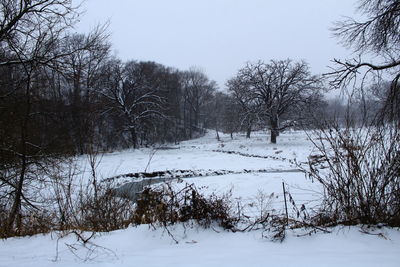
[0,37,220,156]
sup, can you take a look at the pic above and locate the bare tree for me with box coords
[0,0,78,235]
[327,0,400,122]
[218,93,241,139]
[181,69,216,138]
[96,61,166,148]
[0,0,111,235]
[231,59,321,143]
[0,0,79,67]
[61,32,111,154]
[226,77,261,138]
[305,1,400,228]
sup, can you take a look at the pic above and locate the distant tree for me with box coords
[61,32,111,154]
[220,94,241,139]
[149,67,182,144]
[226,76,261,138]
[285,88,326,129]
[96,61,167,148]
[230,59,321,143]
[208,91,238,141]
[181,69,217,138]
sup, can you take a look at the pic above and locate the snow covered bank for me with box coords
[1,225,399,267]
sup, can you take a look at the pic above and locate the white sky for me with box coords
[75,0,358,90]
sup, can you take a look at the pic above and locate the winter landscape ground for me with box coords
[1,131,399,267]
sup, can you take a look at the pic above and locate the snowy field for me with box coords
[1,131,399,267]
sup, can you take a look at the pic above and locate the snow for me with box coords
[1,226,399,267]
[82,131,309,179]
[1,130,399,267]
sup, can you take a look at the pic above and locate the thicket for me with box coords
[307,124,400,227]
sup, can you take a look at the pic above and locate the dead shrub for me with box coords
[132,182,239,231]
[75,185,134,232]
[49,155,136,233]
[0,208,55,238]
[307,124,400,226]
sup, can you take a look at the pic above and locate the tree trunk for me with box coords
[276,117,280,137]
[189,108,193,139]
[246,126,251,138]
[8,73,31,232]
[271,129,277,144]
[175,118,179,144]
[270,115,278,144]
[129,127,137,149]
[7,156,27,232]
[183,99,187,138]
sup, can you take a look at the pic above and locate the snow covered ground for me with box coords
[84,130,311,179]
[1,131,399,267]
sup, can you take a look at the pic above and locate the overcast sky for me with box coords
[75,0,358,90]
